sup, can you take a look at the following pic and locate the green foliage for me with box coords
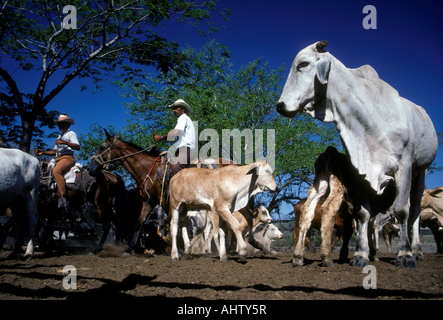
[0,0,227,151]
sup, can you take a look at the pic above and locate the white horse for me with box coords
[0,148,40,258]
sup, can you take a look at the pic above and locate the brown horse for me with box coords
[37,160,126,254]
[87,130,165,255]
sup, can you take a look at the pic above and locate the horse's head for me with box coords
[87,129,119,176]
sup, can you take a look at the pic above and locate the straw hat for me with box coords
[167,99,191,114]
[55,114,74,125]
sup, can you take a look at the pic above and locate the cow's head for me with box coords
[247,160,277,193]
[277,41,331,119]
[254,206,273,224]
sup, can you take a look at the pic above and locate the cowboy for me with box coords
[154,99,196,175]
[34,114,80,211]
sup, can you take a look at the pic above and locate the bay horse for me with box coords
[87,130,164,255]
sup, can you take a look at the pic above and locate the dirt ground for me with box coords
[0,244,442,304]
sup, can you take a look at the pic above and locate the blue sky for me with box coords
[6,0,443,189]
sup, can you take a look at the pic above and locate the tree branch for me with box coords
[0,67,24,110]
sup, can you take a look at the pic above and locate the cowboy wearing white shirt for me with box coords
[154,99,196,175]
[34,114,80,211]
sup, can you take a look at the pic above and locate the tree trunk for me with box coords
[18,111,37,153]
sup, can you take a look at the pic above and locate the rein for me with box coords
[91,140,157,168]
[138,156,161,199]
[91,138,161,200]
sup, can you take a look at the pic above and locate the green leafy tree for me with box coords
[0,0,227,152]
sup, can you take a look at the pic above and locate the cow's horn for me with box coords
[316,40,328,52]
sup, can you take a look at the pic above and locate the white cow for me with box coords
[248,222,284,255]
[0,148,40,258]
[277,41,438,268]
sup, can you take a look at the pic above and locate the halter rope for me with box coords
[90,141,157,167]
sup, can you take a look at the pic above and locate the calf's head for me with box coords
[254,206,273,224]
[277,41,331,119]
[247,160,277,193]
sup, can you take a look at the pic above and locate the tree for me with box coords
[0,0,227,152]
[80,41,341,216]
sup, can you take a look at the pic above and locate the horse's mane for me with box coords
[120,139,161,157]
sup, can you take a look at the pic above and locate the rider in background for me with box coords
[154,99,196,175]
[34,114,80,212]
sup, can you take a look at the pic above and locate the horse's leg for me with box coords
[125,201,152,256]
[94,221,111,254]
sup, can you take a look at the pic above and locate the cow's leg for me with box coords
[320,202,335,266]
[170,204,181,262]
[409,171,426,262]
[204,211,215,254]
[388,233,394,253]
[216,205,247,262]
[218,226,227,262]
[392,167,416,268]
[373,218,380,252]
[293,179,329,266]
[209,212,222,256]
[23,191,38,259]
[320,176,343,267]
[125,201,152,256]
[182,225,191,255]
[305,229,314,252]
[368,216,379,262]
[350,202,371,267]
[339,212,353,263]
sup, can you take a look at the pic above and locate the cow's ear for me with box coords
[246,162,259,175]
[316,59,331,85]
[429,188,443,198]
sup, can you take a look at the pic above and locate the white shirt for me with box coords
[54,129,79,158]
[173,114,196,150]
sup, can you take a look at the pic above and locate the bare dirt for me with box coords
[0,246,441,303]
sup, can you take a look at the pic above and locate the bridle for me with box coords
[90,138,156,170]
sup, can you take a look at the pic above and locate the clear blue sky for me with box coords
[11,0,443,189]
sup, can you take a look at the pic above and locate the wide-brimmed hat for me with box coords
[167,99,191,114]
[55,114,74,125]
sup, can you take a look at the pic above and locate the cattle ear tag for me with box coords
[316,59,331,85]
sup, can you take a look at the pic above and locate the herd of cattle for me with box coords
[1,41,442,271]
[0,144,441,268]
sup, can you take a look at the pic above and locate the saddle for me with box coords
[39,160,95,195]
[155,152,223,188]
